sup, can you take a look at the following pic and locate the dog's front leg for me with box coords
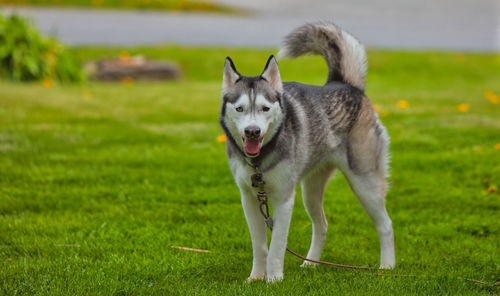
[241,189,268,282]
[266,189,295,282]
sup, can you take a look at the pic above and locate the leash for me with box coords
[246,162,499,286]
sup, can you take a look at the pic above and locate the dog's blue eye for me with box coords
[262,106,270,112]
[235,106,244,112]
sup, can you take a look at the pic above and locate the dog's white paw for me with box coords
[379,263,395,270]
[300,261,317,268]
[246,274,265,283]
[266,273,283,283]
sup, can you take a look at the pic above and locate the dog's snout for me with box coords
[244,126,261,139]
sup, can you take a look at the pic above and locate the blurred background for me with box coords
[2,0,500,50]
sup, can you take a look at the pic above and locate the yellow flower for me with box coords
[373,104,380,112]
[380,110,389,118]
[397,100,409,109]
[484,90,499,104]
[483,185,497,195]
[119,50,131,62]
[217,134,226,142]
[495,143,500,150]
[42,77,53,88]
[122,77,134,87]
[457,103,469,112]
[83,90,92,100]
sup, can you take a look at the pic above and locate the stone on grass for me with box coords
[86,56,181,81]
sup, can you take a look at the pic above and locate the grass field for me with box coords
[0,0,239,13]
[1,46,499,295]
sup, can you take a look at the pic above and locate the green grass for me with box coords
[1,45,499,295]
[0,0,241,14]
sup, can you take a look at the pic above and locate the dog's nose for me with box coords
[244,126,261,139]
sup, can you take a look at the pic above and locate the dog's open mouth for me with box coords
[243,137,263,157]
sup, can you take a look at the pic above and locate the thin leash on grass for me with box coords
[247,165,499,288]
[172,244,499,287]
[269,215,498,287]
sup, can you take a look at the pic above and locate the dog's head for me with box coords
[220,55,284,158]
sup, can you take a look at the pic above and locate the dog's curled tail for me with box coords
[277,22,367,90]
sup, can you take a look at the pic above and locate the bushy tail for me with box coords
[277,22,367,90]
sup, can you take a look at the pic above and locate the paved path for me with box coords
[2,0,499,51]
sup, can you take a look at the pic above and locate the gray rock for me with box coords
[87,56,181,81]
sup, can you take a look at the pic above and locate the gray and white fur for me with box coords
[220,22,395,282]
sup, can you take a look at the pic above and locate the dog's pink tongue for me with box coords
[244,138,261,155]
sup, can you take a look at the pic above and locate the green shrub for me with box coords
[0,14,84,82]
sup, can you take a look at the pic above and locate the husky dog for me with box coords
[219,22,395,282]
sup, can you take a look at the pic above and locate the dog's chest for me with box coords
[229,159,293,198]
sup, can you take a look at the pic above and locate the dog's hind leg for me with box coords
[300,164,336,266]
[342,99,395,269]
[341,124,396,270]
[343,170,395,269]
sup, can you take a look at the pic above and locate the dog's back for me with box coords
[277,23,388,177]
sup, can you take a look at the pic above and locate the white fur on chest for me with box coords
[229,158,294,201]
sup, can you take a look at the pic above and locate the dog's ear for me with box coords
[261,55,283,92]
[222,57,240,92]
